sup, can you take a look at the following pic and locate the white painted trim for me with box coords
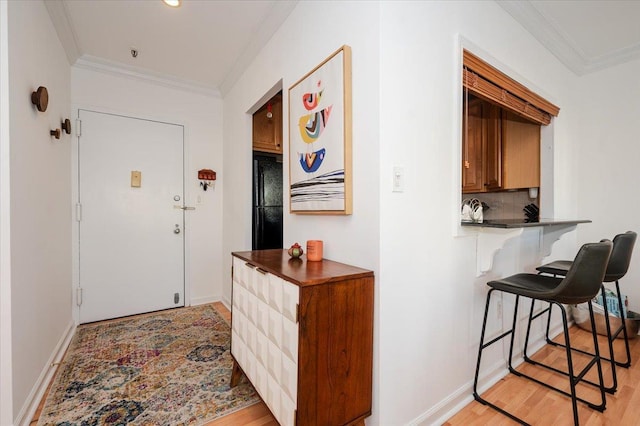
[14,320,75,426]
[190,296,221,306]
[218,1,298,96]
[74,55,221,98]
[44,0,80,65]
[496,1,640,76]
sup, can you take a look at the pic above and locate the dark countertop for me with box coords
[461,219,592,229]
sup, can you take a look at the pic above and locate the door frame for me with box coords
[71,105,192,325]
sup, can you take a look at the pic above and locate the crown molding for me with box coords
[44,0,81,65]
[497,1,587,75]
[218,0,298,96]
[74,55,220,98]
[498,0,640,76]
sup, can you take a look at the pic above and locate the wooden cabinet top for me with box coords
[232,249,373,287]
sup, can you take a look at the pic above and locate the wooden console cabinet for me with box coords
[230,249,374,426]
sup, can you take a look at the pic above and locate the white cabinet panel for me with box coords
[240,286,249,316]
[246,264,257,295]
[280,394,296,426]
[268,274,284,313]
[256,331,269,368]
[267,374,282,424]
[247,324,257,355]
[281,318,298,363]
[233,257,247,288]
[247,293,257,325]
[256,269,270,303]
[246,352,256,384]
[267,340,282,380]
[268,307,283,347]
[231,330,240,359]
[282,281,299,323]
[256,301,269,336]
[281,354,298,403]
[255,363,268,400]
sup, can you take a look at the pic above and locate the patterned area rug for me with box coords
[37,304,258,425]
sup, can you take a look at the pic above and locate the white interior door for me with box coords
[78,109,185,323]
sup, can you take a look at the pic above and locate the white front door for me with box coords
[78,109,185,324]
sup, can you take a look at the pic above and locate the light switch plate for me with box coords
[131,171,141,188]
[392,166,404,192]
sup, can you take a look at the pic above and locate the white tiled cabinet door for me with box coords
[232,257,300,426]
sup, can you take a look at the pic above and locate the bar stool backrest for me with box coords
[552,241,613,305]
[604,231,637,282]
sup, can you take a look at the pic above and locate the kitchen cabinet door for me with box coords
[502,110,540,189]
[253,93,282,154]
[462,99,485,193]
[462,98,502,193]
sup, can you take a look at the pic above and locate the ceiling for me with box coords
[45,0,640,97]
[45,0,297,96]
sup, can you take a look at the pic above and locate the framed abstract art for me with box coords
[288,45,352,215]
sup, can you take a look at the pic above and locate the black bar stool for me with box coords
[473,241,612,425]
[528,231,637,394]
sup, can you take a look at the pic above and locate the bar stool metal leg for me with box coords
[475,294,607,425]
[523,286,618,394]
[474,290,529,425]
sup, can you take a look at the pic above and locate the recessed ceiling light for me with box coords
[163,0,181,7]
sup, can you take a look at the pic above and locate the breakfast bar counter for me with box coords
[461,219,592,276]
[461,219,591,229]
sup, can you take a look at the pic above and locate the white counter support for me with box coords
[476,227,523,276]
[472,222,583,276]
[539,224,578,258]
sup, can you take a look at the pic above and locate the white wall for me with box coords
[573,58,640,310]
[0,1,13,424]
[222,0,381,422]
[6,0,72,422]
[71,66,224,307]
[378,1,585,424]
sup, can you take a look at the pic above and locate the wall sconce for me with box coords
[31,86,49,112]
[198,169,216,191]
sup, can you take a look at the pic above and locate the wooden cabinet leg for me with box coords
[230,359,242,388]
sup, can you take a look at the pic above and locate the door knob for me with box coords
[174,224,181,234]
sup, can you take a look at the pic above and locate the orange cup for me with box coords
[306,240,323,261]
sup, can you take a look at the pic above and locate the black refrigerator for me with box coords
[252,154,283,250]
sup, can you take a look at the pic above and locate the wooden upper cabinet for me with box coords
[502,110,540,189]
[253,93,283,154]
[462,97,502,193]
[462,99,484,192]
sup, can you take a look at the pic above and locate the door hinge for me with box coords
[296,303,299,323]
[75,203,82,222]
[76,288,83,306]
[76,119,81,137]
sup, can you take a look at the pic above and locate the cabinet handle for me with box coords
[256,268,268,275]
[464,160,470,169]
[245,262,256,269]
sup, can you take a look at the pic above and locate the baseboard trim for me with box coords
[16,320,76,426]
[190,295,220,306]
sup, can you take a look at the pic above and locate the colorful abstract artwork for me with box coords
[289,45,352,214]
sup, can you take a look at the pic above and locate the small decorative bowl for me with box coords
[288,243,304,258]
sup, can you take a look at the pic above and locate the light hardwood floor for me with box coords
[32,303,640,425]
[445,324,640,425]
